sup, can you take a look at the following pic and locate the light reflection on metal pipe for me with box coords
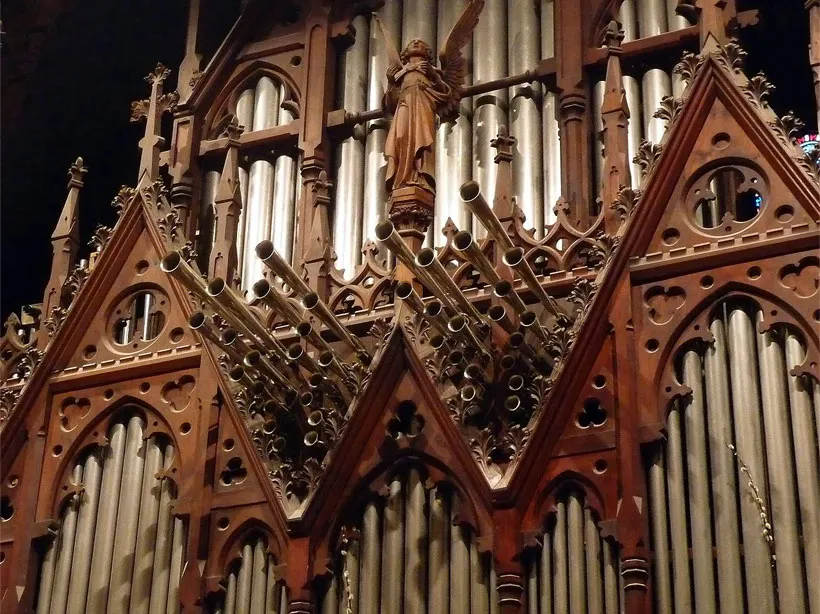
[243,349,292,391]
[255,240,312,296]
[448,315,491,361]
[396,282,452,339]
[459,181,515,251]
[296,321,346,378]
[252,278,304,327]
[286,343,322,374]
[417,247,484,322]
[502,247,565,318]
[494,279,529,316]
[302,292,369,361]
[488,304,517,335]
[453,231,501,286]
[189,312,244,365]
[520,309,553,347]
[505,395,521,412]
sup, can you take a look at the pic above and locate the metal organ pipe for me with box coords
[130,437,164,612]
[637,0,668,38]
[381,476,404,612]
[428,487,450,612]
[404,468,427,612]
[360,501,381,614]
[623,76,643,188]
[334,15,370,277]
[647,448,673,614]
[271,85,298,265]
[65,453,102,614]
[641,69,672,144]
[665,0,689,31]
[619,0,638,41]
[584,507,603,614]
[50,465,82,614]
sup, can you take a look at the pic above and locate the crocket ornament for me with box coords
[374,0,484,200]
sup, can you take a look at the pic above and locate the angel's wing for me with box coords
[438,0,485,111]
[372,13,402,75]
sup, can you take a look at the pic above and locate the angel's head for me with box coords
[401,38,434,63]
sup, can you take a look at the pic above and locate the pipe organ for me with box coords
[35,413,185,614]
[525,491,621,614]
[320,468,496,614]
[646,298,820,614]
[210,537,288,614]
[200,75,300,292]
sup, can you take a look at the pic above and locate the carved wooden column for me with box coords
[168,107,199,238]
[209,118,244,285]
[694,0,729,47]
[808,0,820,129]
[130,64,178,185]
[599,21,631,236]
[555,0,592,228]
[177,0,201,102]
[39,157,85,345]
[493,508,526,613]
[285,536,316,614]
[303,171,335,301]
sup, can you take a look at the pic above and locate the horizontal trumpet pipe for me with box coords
[161,251,211,302]
[252,278,304,327]
[417,248,484,323]
[286,343,322,375]
[453,231,501,286]
[297,322,346,379]
[493,279,528,316]
[488,304,517,335]
[302,292,370,361]
[448,315,491,361]
[256,240,312,297]
[520,309,553,348]
[397,282,451,338]
[243,350,293,392]
[502,248,565,318]
[189,312,243,364]
[459,181,515,251]
[464,363,485,383]
[375,221,460,315]
[505,395,521,412]
[424,301,452,337]
[504,330,537,361]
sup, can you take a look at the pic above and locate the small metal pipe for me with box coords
[520,309,552,348]
[424,301,454,339]
[451,515,471,614]
[302,292,369,361]
[453,231,502,286]
[66,452,103,614]
[236,543,254,613]
[404,469,427,613]
[250,539,268,614]
[503,247,564,318]
[296,322,346,379]
[567,491,587,614]
[286,343,322,375]
[50,464,82,614]
[584,506,604,614]
[252,279,304,327]
[493,279,529,316]
[243,349,292,390]
[417,247,485,322]
[553,500,569,614]
[255,240,312,297]
[189,312,245,365]
[129,437,164,612]
[448,314,491,361]
[488,304,516,335]
[149,444,176,614]
[459,181,514,251]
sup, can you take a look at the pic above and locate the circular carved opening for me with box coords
[592,375,606,389]
[700,275,714,288]
[747,266,762,280]
[290,55,302,66]
[217,517,230,530]
[139,382,151,393]
[0,497,13,521]
[711,132,731,150]
[692,166,764,229]
[593,459,608,474]
[576,398,607,429]
[775,204,795,223]
[646,338,660,353]
[224,438,235,451]
[169,327,185,343]
[110,289,168,347]
[52,445,63,457]
[82,345,97,360]
[104,389,114,400]
[180,422,192,435]
[661,228,680,246]
[135,260,150,275]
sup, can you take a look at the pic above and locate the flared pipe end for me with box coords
[494,279,512,297]
[160,251,182,273]
[505,395,521,412]
[488,305,506,322]
[502,247,525,268]
[375,221,396,242]
[302,292,320,310]
[243,350,260,366]
[520,310,537,327]
[220,329,238,345]
[448,314,467,333]
[459,181,481,202]
[207,277,227,297]
[252,278,271,298]
[228,365,245,382]
[395,281,413,300]
[286,343,303,360]
[189,311,206,329]
[453,231,473,251]
[256,240,275,261]
[425,300,443,318]
[296,321,313,337]
[416,247,435,267]
[318,351,334,368]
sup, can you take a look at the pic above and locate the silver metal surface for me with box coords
[129,438,163,612]
[637,0,667,38]
[592,80,605,191]
[584,507,603,614]
[542,91,561,224]
[65,453,102,614]
[402,0,436,49]
[553,499,568,614]
[619,0,638,42]
[641,69,672,144]
[470,538,490,614]
[428,487,449,612]
[50,464,82,614]
[666,0,689,31]
[360,501,381,614]
[404,469,427,612]
[236,543,253,613]
[623,76,643,188]
[380,477,404,613]
[567,491,586,614]
[451,516,471,614]
[272,87,298,264]
[539,530,552,614]
[666,404,692,614]
[149,444,176,614]
[648,447,673,614]
[541,0,555,58]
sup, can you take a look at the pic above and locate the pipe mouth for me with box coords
[461,385,477,402]
[395,281,413,300]
[189,311,206,329]
[284,389,299,406]
[502,247,525,268]
[228,366,245,382]
[264,400,280,415]
[256,240,275,261]
[460,180,481,202]
[309,373,324,388]
[500,354,516,370]
[302,292,320,310]
[448,350,464,364]
[243,350,260,366]
[488,305,506,322]
[453,231,473,251]
[296,321,312,337]
[416,248,435,267]
[272,436,287,452]
[304,431,320,446]
[425,301,443,318]
[160,251,182,273]
[508,331,525,348]
[464,364,482,380]
[252,279,271,298]
[429,334,446,350]
[494,279,512,297]
[220,329,239,344]
[318,351,334,368]
[520,310,537,327]
[286,343,303,360]
[448,314,467,333]
[262,419,277,435]
[299,392,314,407]
[505,395,521,412]
[375,221,395,241]
[308,410,323,426]
[508,374,524,391]
[207,277,227,297]
[251,381,266,396]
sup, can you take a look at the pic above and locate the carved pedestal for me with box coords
[389,185,435,283]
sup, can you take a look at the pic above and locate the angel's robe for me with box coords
[384,63,451,195]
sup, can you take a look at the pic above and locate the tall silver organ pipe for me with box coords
[592,81,606,192]
[637,0,668,38]
[271,84,298,265]
[334,15,370,277]
[322,473,495,613]
[622,76,643,187]
[642,69,672,144]
[525,491,619,614]
[235,87,255,272]
[541,1,560,225]
[509,0,544,236]
[36,414,184,614]
[362,3,401,247]
[472,0,507,238]
[618,0,638,42]
[646,300,819,614]
[665,0,689,31]
[211,537,287,614]
[436,0,472,245]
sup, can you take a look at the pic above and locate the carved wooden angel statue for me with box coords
[374,0,484,197]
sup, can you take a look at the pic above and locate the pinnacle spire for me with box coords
[130,63,178,183]
[209,116,244,284]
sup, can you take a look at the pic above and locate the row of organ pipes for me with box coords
[198,0,696,288]
[35,413,185,614]
[646,299,820,614]
[210,537,289,614]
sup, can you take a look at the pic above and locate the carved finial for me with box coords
[221,114,244,142]
[693,0,728,48]
[491,127,516,221]
[66,157,87,190]
[130,63,179,183]
[491,125,515,164]
[305,169,335,295]
[602,19,624,50]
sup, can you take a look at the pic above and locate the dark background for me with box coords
[0,0,815,321]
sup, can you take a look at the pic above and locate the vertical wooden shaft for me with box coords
[784,331,820,614]
[50,464,83,614]
[552,501,568,614]
[451,520,471,614]
[681,350,717,614]
[538,531,552,614]
[665,403,692,614]
[66,453,102,614]
[566,492,586,614]
[726,304,775,613]
[86,421,127,614]
[704,316,744,614]
[380,476,404,613]
[756,320,806,613]
[404,469,427,613]
[149,444,176,614]
[647,446,672,614]
[584,507,603,614]
[428,488,449,613]
[602,542,618,614]
[130,437,163,612]
[250,539,268,614]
